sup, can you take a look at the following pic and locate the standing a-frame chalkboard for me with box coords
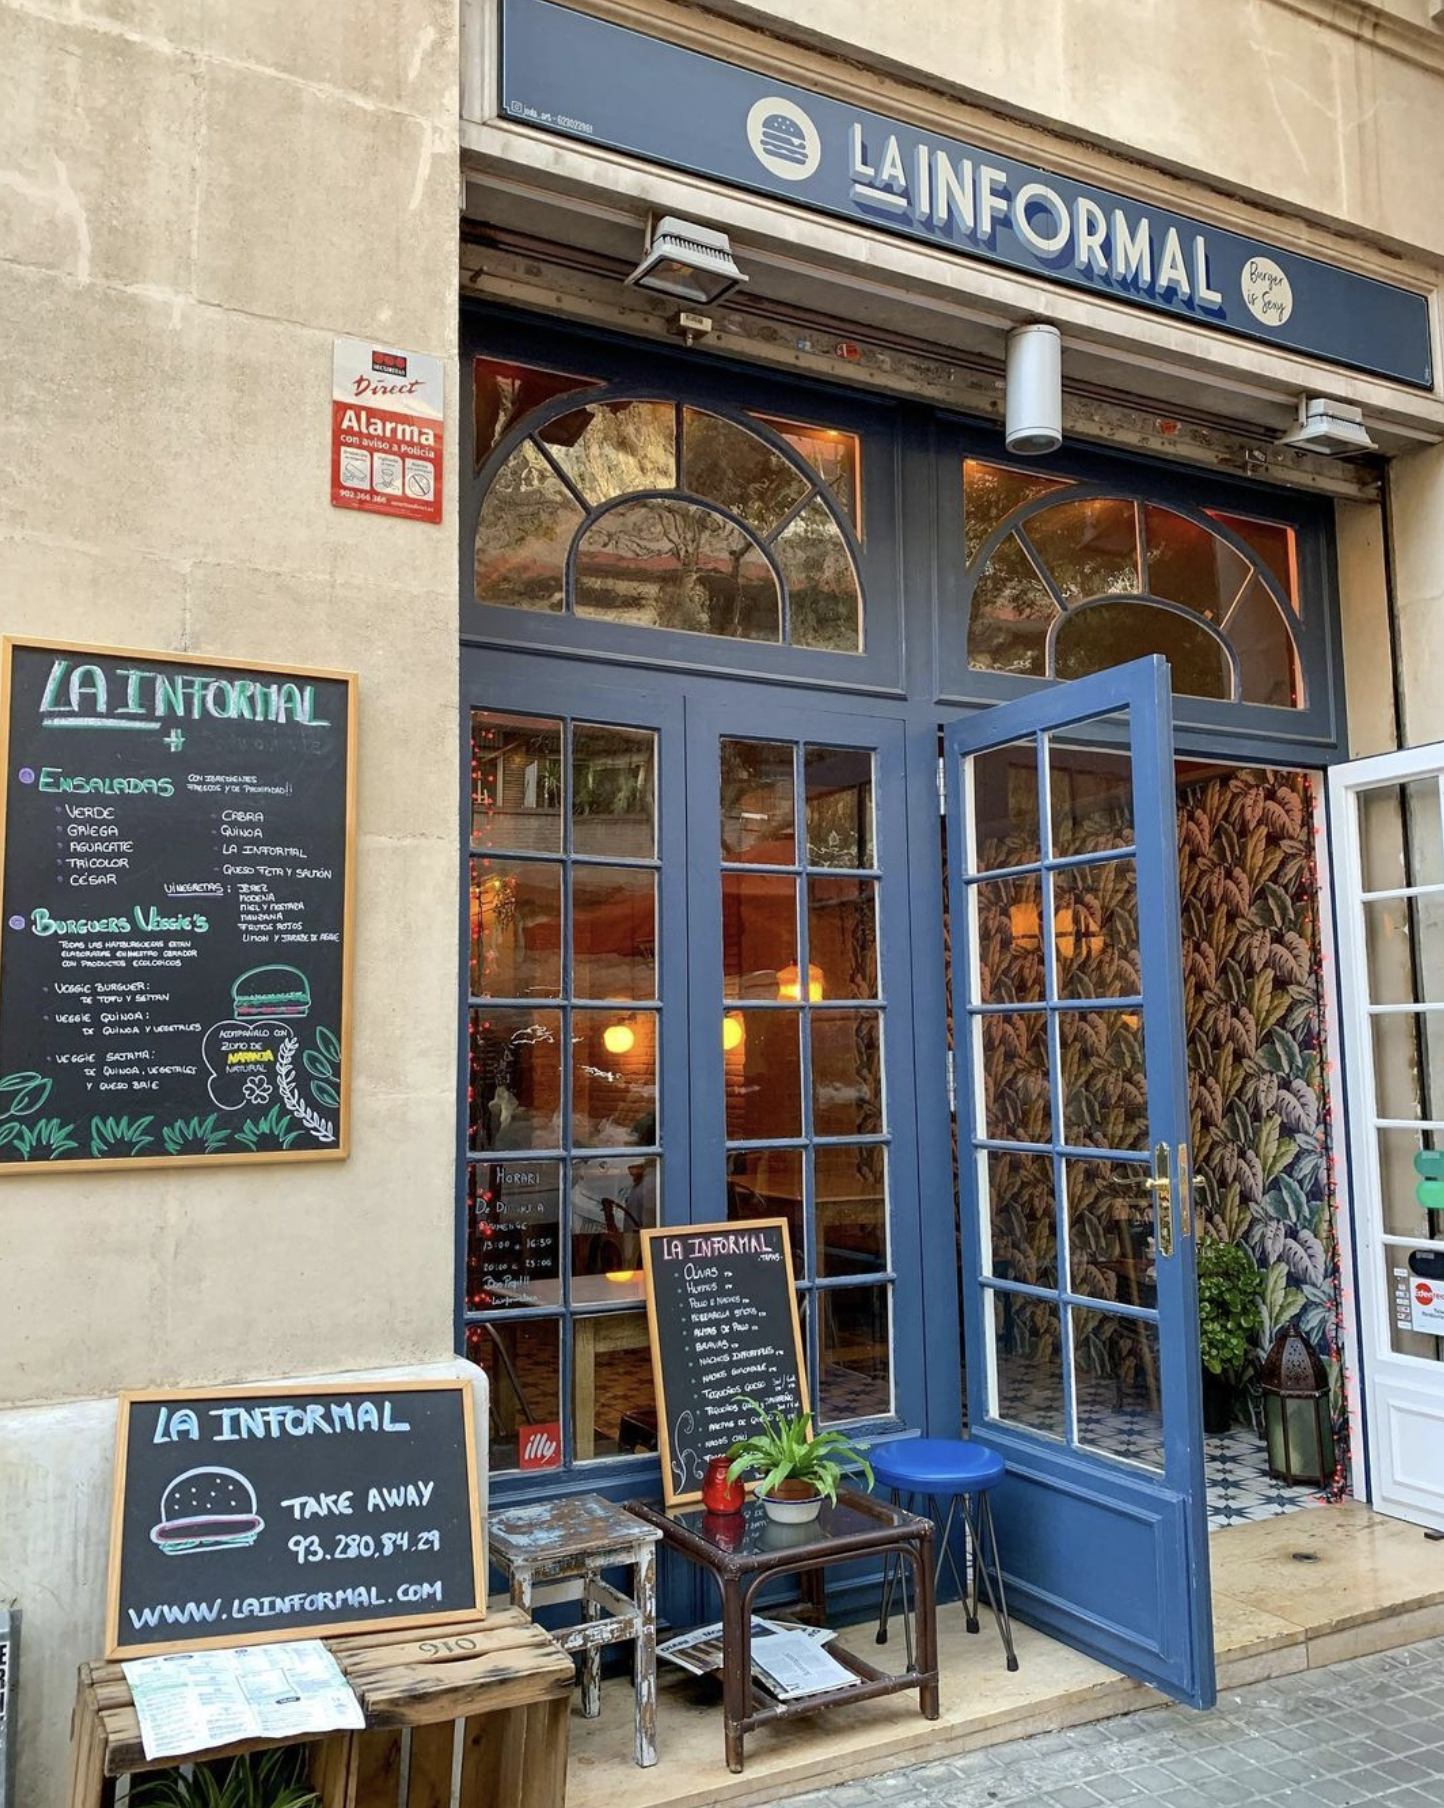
[0,639,355,1171]
[641,1218,807,1506]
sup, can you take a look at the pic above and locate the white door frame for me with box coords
[1330,741,1444,1533]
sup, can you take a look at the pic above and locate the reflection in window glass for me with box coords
[545,401,676,502]
[469,1009,564,1153]
[1226,578,1301,707]
[1073,1308,1164,1471]
[572,725,656,859]
[775,499,863,651]
[1054,600,1232,700]
[754,416,861,529]
[721,740,796,863]
[811,1009,883,1137]
[573,866,656,1000]
[805,746,874,868]
[571,1009,658,1149]
[474,439,579,611]
[727,1146,804,1265]
[808,878,878,1001]
[967,535,1054,677]
[725,1008,802,1139]
[819,1284,891,1424]
[991,1291,1065,1439]
[575,500,780,641]
[683,409,807,535]
[964,459,1073,564]
[815,1143,887,1275]
[572,1154,659,1278]
[723,873,798,999]
[1208,509,1299,612]
[470,859,562,999]
[984,1149,1057,1289]
[1144,506,1249,622]
[472,713,562,851]
[1025,498,1140,600]
[474,359,598,465]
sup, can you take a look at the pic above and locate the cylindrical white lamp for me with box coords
[1005,323,1062,456]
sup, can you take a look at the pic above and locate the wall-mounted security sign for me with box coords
[499,0,1434,389]
[331,339,443,524]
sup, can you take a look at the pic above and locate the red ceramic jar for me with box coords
[701,1455,745,1514]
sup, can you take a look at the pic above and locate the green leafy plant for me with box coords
[235,1104,302,1152]
[1198,1235,1262,1381]
[725,1398,874,1506]
[161,1114,230,1156]
[89,1114,155,1158]
[131,1747,317,1808]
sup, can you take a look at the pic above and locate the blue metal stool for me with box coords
[872,1437,1018,1672]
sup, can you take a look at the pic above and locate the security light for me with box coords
[1005,323,1062,456]
[625,216,747,306]
[1277,396,1377,457]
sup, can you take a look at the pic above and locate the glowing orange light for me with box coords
[602,1023,636,1055]
[776,962,824,1003]
[722,1013,746,1051]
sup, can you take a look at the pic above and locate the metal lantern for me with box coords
[1260,1321,1335,1486]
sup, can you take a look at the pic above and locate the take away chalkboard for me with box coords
[107,1381,484,1657]
[641,1218,808,1506]
[0,639,355,1171]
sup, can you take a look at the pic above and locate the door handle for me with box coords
[1147,1140,1174,1257]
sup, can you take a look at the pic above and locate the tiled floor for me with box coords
[1204,1424,1327,1530]
[775,1634,1444,1808]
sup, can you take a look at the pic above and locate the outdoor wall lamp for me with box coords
[1005,322,1062,456]
[1276,396,1377,457]
[625,215,748,306]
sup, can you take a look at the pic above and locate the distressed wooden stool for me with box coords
[66,1609,572,1808]
[488,1493,661,1767]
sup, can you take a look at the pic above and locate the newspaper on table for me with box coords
[122,1640,364,1761]
[658,1615,851,1699]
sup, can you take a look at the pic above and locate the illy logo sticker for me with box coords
[519,1421,562,1471]
[746,96,820,182]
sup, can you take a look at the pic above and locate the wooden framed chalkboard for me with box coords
[106,1380,485,1657]
[0,639,355,1171]
[640,1218,808,1507]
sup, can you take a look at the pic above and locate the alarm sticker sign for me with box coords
[331,339,443,524]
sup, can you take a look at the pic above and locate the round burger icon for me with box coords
[151,1467,265,1556]
[746,95,821,182]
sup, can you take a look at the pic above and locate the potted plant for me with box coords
[131,1748,318,1808]
[1197,1236,1262,1435]
[726,1398,875,1523]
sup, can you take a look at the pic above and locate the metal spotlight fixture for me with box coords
[1005,323,1062,456]
[625,215,747,306]
[1276,396,1377,457]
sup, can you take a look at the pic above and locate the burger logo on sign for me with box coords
[746,96,821,182]
[150,1467,265,1556]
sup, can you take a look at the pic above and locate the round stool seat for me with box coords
[870,1437,1005,1494]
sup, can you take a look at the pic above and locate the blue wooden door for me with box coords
[944,656,1214,1707]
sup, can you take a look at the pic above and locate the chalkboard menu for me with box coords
[641,1218,808,1506]
[0,640,354,1170]
[107,1381,484,1657]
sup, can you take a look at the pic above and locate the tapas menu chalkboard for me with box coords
[641,1218,808,1506]
[0,640,354,1170]
[107,1382,484,1657]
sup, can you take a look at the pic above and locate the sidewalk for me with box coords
[775,1636,1444,1808]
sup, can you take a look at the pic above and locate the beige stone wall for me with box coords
[1386,441,1444,745]
[702,0,1444,261]
[0,2,462,1405]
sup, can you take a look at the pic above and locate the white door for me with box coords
[1331,744,1444,1532]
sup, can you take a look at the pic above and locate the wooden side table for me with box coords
[67,1609,572,1808]
[489,1493,662,1767]
[625,1488,938,1774]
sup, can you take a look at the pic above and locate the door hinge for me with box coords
[946,1047,956,1114]
[937,754,947,816]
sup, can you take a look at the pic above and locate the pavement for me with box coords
[775,1636,1444,1808]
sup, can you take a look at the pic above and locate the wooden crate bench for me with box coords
[67,1609,574,1808]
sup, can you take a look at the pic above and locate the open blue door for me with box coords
[945,656,1214,1707]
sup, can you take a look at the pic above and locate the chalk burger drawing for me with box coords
[150,1466,265,1555]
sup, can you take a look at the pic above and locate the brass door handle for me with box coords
[1150,1141,1174,1257]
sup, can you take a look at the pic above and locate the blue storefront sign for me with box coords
[499,0,1433,390]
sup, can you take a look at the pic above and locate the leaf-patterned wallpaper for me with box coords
[976,765,1344,1466]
